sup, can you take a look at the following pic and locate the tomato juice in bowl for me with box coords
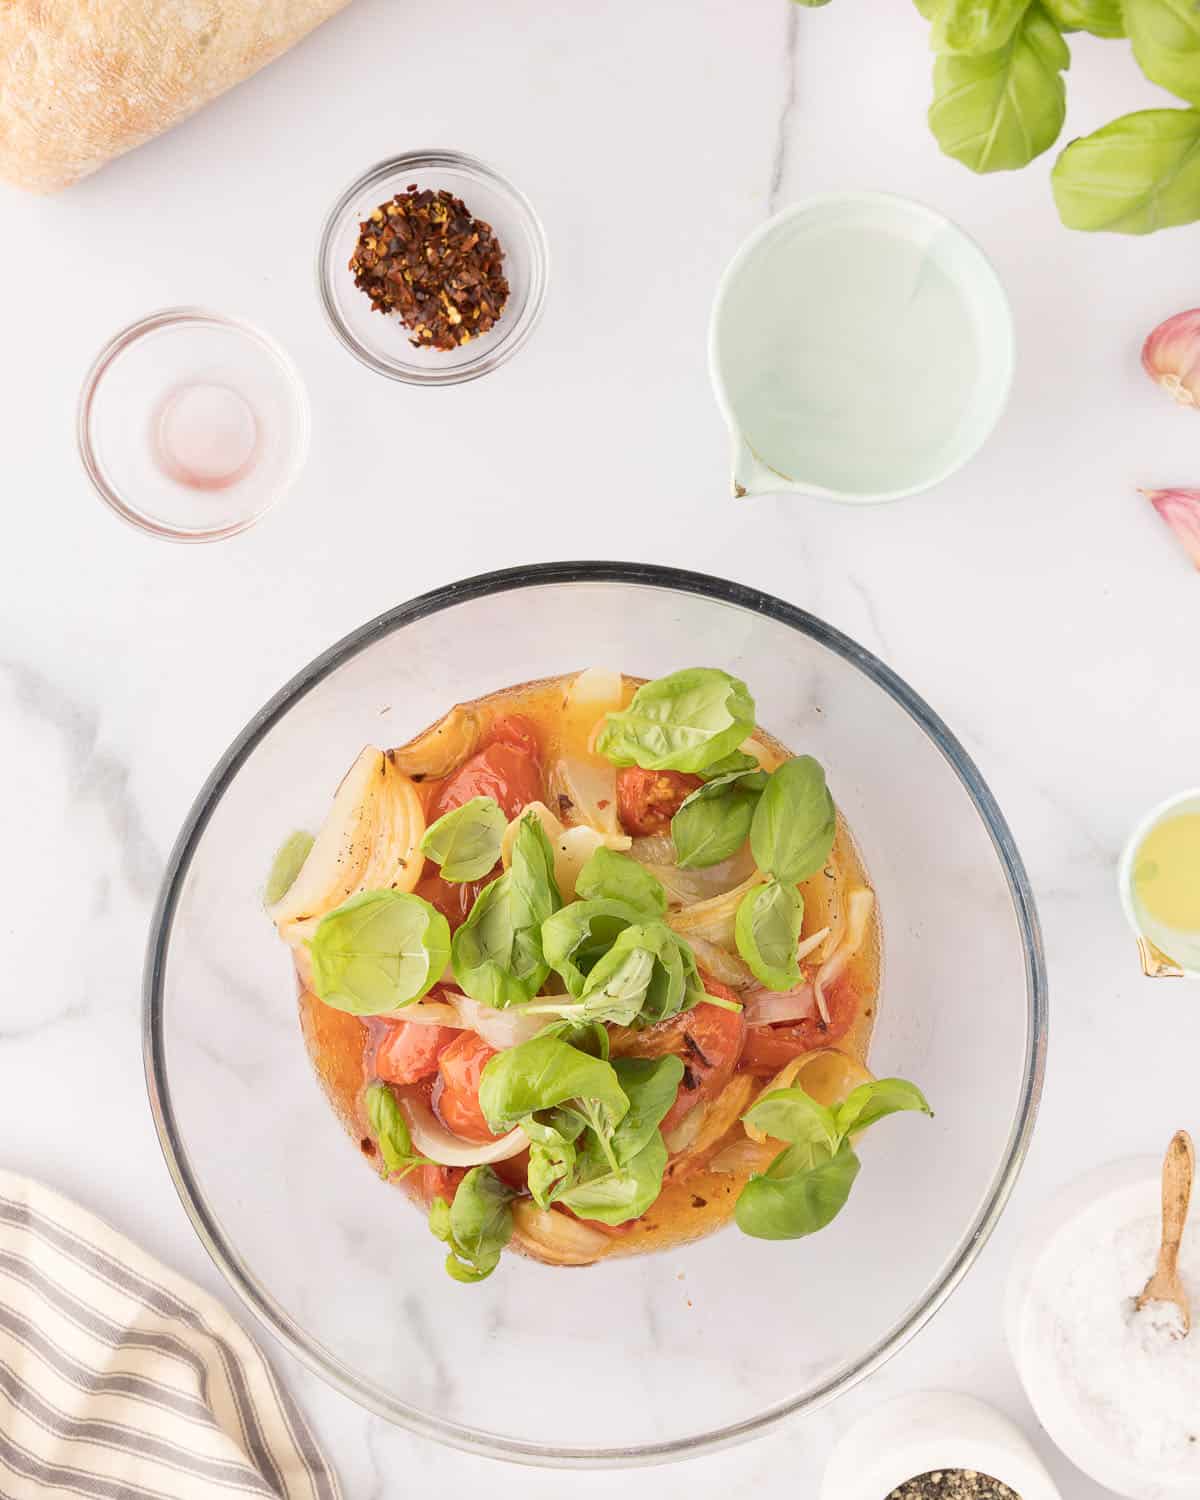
[144,563,1044,1463]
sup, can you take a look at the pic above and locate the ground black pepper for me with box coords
[348,186,509,351]
[885,1471,1021,1500]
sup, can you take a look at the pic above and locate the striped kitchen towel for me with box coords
[0,1171,340,1500]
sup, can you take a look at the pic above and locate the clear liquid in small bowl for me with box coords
[152,382,261,492]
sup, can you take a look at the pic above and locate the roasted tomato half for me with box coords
[739,974,858,1073]
[427,714,543,823]
[374,1019,455,1085]
[612,979,746,1138]
[435,1032,501,1142]
[615,768,703,837]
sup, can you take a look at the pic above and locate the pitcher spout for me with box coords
[730,436,836,500]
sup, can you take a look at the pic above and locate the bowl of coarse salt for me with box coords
[1007,1151,1200,1500]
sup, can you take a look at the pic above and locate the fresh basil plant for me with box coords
[451,811,561,1007]
[735,1078,932,1240]
[309,890,451,1015]
[798,0,1200,234]
[594,668,757,774]
[429,1167,516,1283]
[420,795,507,882]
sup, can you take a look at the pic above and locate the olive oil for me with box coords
[1132,811,1200,972]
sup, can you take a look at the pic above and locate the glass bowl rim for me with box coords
[76,306,312,544]
[142,560,1047,1466]
[315,149,550,387]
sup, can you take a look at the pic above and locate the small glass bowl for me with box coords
[317,150,549,386]
[77,308,310,543]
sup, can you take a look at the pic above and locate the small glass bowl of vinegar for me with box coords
[1119,789,1200,978]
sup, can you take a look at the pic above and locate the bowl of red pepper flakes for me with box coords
[318,150,549,386]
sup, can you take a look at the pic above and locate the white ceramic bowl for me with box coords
[821,1391,1061,1500]
[1007,1158,1198,1500]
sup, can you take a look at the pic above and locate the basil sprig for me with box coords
[735,1079,931,1240]
[309,890,451,1015]
[429,1167,516,1283]
[420,795,507,882]
[595,668,756,774]
[480,1035,683,1223]
[364,1083,431,1179]
[451,811,561,1007]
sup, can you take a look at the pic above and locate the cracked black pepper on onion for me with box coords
[885,1471,1022,1500]
[348,186,509,352]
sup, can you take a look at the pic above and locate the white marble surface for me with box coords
[2,1,1199,1494]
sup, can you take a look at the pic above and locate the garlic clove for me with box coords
[1142,311,1200,409]
[1142,489,1200,571]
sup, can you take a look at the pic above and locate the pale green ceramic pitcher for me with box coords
[708,193,1014,503]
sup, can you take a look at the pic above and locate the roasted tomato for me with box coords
[415,870,495,931]
[374,1019,455,1085]
[739,975,858,1073]
[416,1163,466,1206]
[427,715,543,823]
[435,1032,501,1142]
[616,767,703,837]
[613,980,746,1138]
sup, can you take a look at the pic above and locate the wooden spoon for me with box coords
[1136,1129,1195,1336]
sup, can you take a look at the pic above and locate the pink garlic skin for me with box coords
[1142,310,1200,409]
[1142,489,1200,570]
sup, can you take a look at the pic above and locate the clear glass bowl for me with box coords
[78,308,310,542]
[316,151,549,385]
[143,564,1046,1465]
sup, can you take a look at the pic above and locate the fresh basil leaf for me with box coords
[264,830,314,905]
[428,1167,515,1283]
[932,0,1032,54]
[451,811,560,1006]
[364,1083,429,1178]
[523,1119,579,1208]
[574,847,667,917]
[310,890,450,1016]
[594,668,757,775]
[835,1077,934,1136]
[609,1056,685,1164]
[701,749,761,778]
[671,769,767,870]
[1126,0,1200,106]
[735,878,804,991]
[930,4,1069,173]
[742,1086,840,1154]
[750,755,836,884]
[578,921,706,1027]
[477,1033,629,1137]
[541,898,644,997]
[557,1134,669,1225]
[420,795,506,882]
[735,1140,861,1240]
[1052,108,1200,233]
[1042,0,1123,35]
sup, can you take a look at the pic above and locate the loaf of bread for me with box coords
[0,0,353,193]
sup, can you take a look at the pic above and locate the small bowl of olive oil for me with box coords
[1119,790,1200,978]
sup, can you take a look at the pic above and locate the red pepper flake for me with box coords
[349,186,509,351]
